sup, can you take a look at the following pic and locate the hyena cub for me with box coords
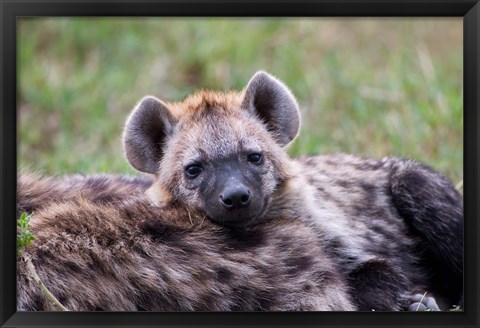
[123,71,463,311]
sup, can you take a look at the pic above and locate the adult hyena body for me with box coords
[295,154,463,310]
[17,173,355,311]
[17,71,463,311]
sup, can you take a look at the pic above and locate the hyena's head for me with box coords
[123,71,300,227]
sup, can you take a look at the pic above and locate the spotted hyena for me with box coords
[17,71,463,311]
[17,172,354,311]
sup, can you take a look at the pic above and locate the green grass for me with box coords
[18,18,463,184]
[17,212,35,257]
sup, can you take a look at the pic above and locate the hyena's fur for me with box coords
[17,174,354,311]
[17,71,463,311]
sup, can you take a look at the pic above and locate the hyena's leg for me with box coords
[347,260,412,311]
[348,262,441,311]
[388,159,463,308]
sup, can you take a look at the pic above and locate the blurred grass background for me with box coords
[18,18,463,184]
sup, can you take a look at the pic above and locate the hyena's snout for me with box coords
[204,165,266,227]
[219,183,252,210]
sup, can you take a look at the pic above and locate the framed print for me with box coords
[1,1,479,328]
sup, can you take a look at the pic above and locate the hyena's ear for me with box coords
[241,71,300,146]
[123,96,178,174]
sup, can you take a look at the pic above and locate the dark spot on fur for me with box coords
[353,161,384,171]
[33,249,55,267]
[64,261,83,273]
[57,294,68,306]
[31,293,46,310]
[314,185,335,202]
[303,283,313,292]
[224,228,265,250]
[315,186,330,197]
[370,224,388,236]
[216,267,233,283]
[177,241,199,256]
[327,237,344,249]
[361,182,376,194]
[91,194,117,204]
[284,255,313,275]
[352,204,365,216]
[325,158,339,166]
[141,220,184,243]
[336,179,353,189]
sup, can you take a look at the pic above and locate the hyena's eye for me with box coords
[247,153,262,164]
[185,164,203,179]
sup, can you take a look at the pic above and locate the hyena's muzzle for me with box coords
[200,157,268,227]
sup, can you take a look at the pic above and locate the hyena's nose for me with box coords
[220,186,251,210]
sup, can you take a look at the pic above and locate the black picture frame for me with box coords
[1,1,479,327]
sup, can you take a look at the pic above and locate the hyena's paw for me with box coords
[408,293,440,311]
